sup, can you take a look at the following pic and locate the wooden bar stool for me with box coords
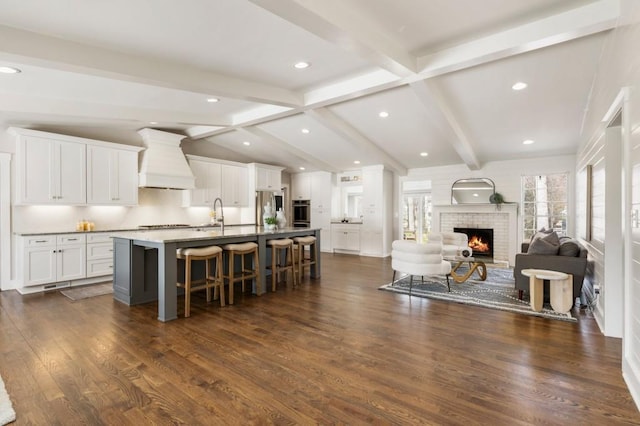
[267,238,296,291]
[222,242,260,304]
[176,245,224,318]
[293,235,317,283]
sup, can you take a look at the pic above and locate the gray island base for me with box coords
[111,226,321,322]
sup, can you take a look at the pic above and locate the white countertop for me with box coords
[111,226,320,243]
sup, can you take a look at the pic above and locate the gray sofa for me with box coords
[513,237,588,301]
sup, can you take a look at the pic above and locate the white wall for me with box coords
[401,154,577,247]
[574,0,640,410]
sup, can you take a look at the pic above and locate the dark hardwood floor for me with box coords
[1,253,639,425]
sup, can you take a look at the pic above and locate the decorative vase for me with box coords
[276,209,287,229]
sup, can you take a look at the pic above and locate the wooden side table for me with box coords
[445,256,487,284]
[521,269,573,313]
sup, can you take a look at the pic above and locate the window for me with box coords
[522,173,568,240]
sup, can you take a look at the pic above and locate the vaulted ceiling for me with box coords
[0,0,617,174]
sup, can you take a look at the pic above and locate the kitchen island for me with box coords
[111,226,320,322]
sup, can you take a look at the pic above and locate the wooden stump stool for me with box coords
[521,268,573,313]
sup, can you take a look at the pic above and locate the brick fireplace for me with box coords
[432,204,518,266]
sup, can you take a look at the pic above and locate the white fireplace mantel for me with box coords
[432,203,518,266]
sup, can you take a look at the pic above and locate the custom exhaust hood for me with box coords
[137,128,195,190]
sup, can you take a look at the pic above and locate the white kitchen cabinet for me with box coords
[331,224,360,252]
[15,135,86,205]
[20,234,86,286]
[360,165,392,257]
[183,157,221,206]
[255,165,283,191]
[86,233,113,278]
[291,173,311,200]
[221,164,248,206]
[87,146,139,205]
[310,171,334,251]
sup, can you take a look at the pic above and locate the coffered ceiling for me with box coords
[0,0,618,174]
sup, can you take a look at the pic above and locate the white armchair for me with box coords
[428,232,472,258]
[391,240,452,293]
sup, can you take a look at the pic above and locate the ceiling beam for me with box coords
[409,80,481,170]
[0,92,234,127]
[0,25,303,108]
[416,0,619,77]
[249,0,416,77]
[239,127,339,172]
[305,108,407,175]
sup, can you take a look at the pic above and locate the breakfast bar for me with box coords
[111,226,321,322]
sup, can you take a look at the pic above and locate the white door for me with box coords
[24,246,56,285]
[57,141,86,204]
[18,136,54,203]
[114,150,139,205]
[628,115,640,387]
[57,244,86,281]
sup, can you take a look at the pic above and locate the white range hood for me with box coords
[137,128,195,190]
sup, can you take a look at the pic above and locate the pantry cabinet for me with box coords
[360,165,392,257]
[15,134,86,205]
[87,145,139,205]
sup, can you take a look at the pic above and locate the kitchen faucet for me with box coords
[213,197,224,232]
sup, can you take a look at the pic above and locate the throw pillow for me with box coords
[527,231,560,255]
[558,240,581,257]
[530,228,553,244]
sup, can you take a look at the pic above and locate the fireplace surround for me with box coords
[432,204,518,266]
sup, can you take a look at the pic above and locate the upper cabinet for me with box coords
[15,133,86,205]
[183,156,222,206]
[11,128,142,206]
[87,145,140,205]
[291,173,311,200]
[252,164,283,191]
[183,156,248,207]
[221,164,248,206]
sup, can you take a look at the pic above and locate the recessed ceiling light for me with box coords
[523,139,535,145]
[378,111,389,118]
[420,152,428,157]
[354,160,360,165]
[294,61,310,69]
[149,121,158,125]
[0,66,21,74]
[473,193,479,197]
[301,128,310,134]
[243,141,251,146]
[299,166,306,170]
[512,82,528,91]
[207,97,219,103]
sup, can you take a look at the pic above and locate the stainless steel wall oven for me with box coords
[292,200,310,227]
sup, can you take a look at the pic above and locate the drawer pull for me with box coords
[35,240,48,243]
[68,238,78,241]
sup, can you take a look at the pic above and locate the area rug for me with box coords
[60,283,113,301]
[379,267,577,322]
[0,374,15,425]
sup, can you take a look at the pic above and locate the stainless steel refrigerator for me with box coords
[255,191,276,226]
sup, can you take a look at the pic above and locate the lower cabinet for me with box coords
[87,233,114,277]
[20,234,87,287]
[18,232,114,293]
[331,224,361,253]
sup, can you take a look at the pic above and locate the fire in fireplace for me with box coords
[454,227,494,260]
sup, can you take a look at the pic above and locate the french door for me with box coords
[402,192,431,243]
